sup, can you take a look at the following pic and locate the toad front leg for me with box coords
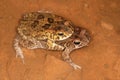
[47,40,64,50]
[62,48,81,70]
[13,36,24,63]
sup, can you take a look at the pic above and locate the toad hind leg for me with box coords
[13,36,24,63]
[62,48,81,70]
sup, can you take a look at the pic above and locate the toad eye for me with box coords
[58,32,64,36]
[74,40,81,45]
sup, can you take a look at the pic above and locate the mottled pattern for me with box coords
[18,12,74,41]
[14,11,90,69]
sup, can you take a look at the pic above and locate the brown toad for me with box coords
[14,11,90,69]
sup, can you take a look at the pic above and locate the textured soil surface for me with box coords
[0,0,120,80]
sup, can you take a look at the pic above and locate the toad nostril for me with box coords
[48,18,54,23]
[31,20,39,28]
[85,32,90,41]
[42,24,51,29]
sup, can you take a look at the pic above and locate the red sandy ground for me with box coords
[0,0,120,80]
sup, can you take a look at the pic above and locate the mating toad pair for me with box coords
[14,11,90,69]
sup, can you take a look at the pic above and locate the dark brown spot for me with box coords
[34,20,39,24]
[37,14,44,19]
[31,20,39,28]
[48,18,54,23]
[74,35,79,38]
[54,26,62,31]
[42,24,51,29]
